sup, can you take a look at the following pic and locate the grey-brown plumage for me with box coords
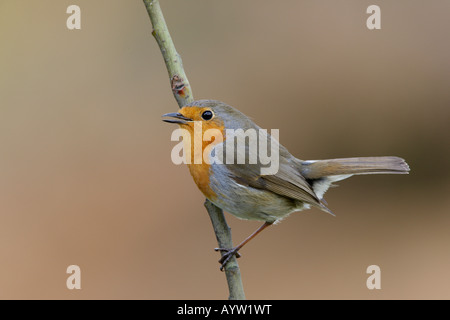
[183,100,410,222]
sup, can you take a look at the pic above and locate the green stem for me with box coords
[143,0,245,300]
[143,0,193,107]
[205,200,245,300]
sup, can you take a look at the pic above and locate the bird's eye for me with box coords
[201,110,213,120]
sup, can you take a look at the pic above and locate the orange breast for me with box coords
[183,121,225,201]
[188,162,217,201]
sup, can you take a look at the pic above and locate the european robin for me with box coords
[163,100,410,270]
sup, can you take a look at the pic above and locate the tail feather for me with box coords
[299,156,410,199]
[301,156,410,179]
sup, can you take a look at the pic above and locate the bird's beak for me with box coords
[162,112,193,124]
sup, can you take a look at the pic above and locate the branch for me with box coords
[204,200,245,300]
[143,0,245,300]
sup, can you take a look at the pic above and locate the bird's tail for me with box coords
[301,156,410,178]
[299,156,410,199]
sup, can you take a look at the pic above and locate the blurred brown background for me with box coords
[0,0,449,299]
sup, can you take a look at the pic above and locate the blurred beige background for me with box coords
[0,0,449,299]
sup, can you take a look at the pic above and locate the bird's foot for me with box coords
[214,247,241,271]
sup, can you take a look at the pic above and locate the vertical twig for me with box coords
[204,200,245,300]
[143,0,193,106]
[143,0,245,300]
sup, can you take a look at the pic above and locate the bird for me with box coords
[162,100,410,270]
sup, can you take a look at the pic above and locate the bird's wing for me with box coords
[226,160,324,208]
[217,130,330,213]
